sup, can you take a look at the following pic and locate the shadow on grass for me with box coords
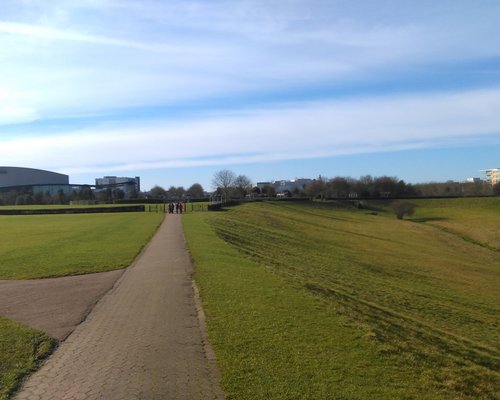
[410,217,448,223]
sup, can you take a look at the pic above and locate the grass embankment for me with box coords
[0,212,164,279]
[410,198,500,250]
[0,318,53,400]
[183,199,500,400]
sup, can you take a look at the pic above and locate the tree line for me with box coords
[0,185,142,206]
[148,183,205,200]
[1,170,498,206]
[301,176,498,199]
[209,170,499,200]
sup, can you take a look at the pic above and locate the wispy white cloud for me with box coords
[2,87,499,175]
[1,0,499,186]
[0,105,38,125]
[0,85,39,124]
[0,21,215,54]
[1,0,499,125]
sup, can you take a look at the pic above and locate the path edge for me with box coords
[181,220,226,399]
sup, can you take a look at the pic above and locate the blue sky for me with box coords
[1,1,499,191]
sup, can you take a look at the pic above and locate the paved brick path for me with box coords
[15,214,225,400]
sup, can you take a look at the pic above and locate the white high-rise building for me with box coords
[481,169,499,185]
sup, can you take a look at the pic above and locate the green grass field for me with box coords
[0,212,164,279]
[0,211,164,399]
[410,198,500,250]
[183,198,500,399]
[0,318,53,400]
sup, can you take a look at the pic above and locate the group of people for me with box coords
[168,202,184,214]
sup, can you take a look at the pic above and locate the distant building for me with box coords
[256,182,271,190]
[0,166,75,194]
[481,169,499,185]
[272,178,313,193]
[466,177,482,183]
[256,178,313,194]
[0,167,143,202]
[95,176,140,198]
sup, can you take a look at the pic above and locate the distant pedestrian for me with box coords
[175,203,179,213]
[179,202,184,214]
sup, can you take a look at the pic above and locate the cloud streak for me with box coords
[0,20,214,54]
[2,87,499,175]
[1,1,500,123]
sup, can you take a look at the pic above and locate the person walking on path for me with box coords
[15,214,225,400]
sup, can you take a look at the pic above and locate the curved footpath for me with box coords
[14,214,225,400]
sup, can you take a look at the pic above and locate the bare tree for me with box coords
[212,169,236,199]
[187,183,205,198]
[234,175,253,198]
[149,185,167,199]
[261,184,276,197]
[166,186,185,199]
[328,177,352,198]
[494,182,500,195]
[305,176,327,199]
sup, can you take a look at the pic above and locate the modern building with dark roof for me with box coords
[0,167,141,202]
[0,166,72,194]
[0,166,90,204]
[0,166,68,187]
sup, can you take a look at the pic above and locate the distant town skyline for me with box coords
[1,1,499,191]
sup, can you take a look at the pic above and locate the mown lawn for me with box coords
[183,199,500,400]
[410,197,500,250]
[0,212,164,279]
[0,318,53,400]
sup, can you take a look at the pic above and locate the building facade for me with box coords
[257,178,313,194]
[481,168,499,185]
[273,178,313,193]
[0,166,71,194]
[0,167,143,203]
[95,176,140,197]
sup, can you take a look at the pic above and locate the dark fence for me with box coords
[189,203,209,212]
[0,205,145,215]
[208,200,241,211]
[146,204,166,213]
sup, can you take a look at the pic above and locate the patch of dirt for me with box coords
[0,270,124,340]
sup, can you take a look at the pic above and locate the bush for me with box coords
[391,201,416,220]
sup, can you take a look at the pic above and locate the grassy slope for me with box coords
[410,197,500,250]
[184,213,443,400]
[184,200,500,399]
[0,318,53,400]
[0,212,164,279]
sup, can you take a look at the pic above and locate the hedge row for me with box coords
[0,205,145,215]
